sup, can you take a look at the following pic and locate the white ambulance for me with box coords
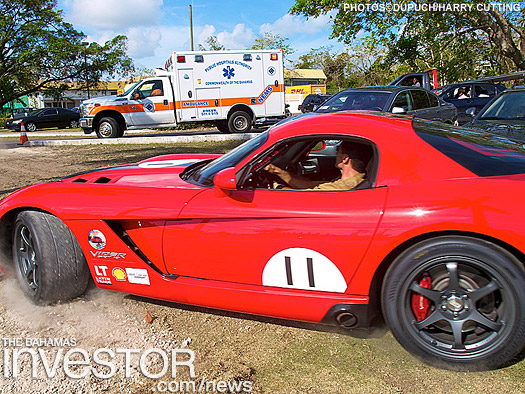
[79,50,285,138]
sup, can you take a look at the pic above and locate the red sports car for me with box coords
[1,112,524,371]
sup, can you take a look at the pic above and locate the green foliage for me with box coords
[199,36,226,51]
[0,0,134,108]
[291,0,525,82]
[251,32,295,60]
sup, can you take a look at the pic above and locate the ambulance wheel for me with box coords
[12,210,90,305]
[381,236,525,371]
[215,120,230,134]
[228,111,252,133]
[96,117,120,138]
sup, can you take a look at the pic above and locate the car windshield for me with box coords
[185,131,269,187]
[479,91,525,120]
[119,81,141,97]
[315,91,390,113]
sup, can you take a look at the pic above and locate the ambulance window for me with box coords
[139,80,163,98]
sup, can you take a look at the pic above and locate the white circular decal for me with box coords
[88,229,106,250]
[262,248,347,293]
[138,159,200,168]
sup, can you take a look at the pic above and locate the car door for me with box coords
[425,91,451,122]
[129,77,175,126]
[38,108,59,128]
[409,89,432,119]
[472,84,498,113]
[162,137,387,294]
[445,84,474,123]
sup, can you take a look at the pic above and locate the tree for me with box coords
[294,46,349,90]
[291,0,525,77]
[251,32,295,59]
[0,0,134,108]
[198,36,226,51]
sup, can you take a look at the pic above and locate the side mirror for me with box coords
[465,107,476,117]
[391,107,407,114]
[213,167,237,190]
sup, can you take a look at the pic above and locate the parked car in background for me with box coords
[298,94,332,113]
[433,81,506,124]
[6,107,80,132]
[314,86,458,124]
[464,88,525,142]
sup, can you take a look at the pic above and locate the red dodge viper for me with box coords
[1,112,525,371]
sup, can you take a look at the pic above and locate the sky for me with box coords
[57,0,346,70]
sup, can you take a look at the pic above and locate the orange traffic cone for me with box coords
[18,121,29,145]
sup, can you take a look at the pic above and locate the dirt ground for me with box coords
[0,143,524,394]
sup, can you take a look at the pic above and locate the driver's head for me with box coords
[336,142,373,173]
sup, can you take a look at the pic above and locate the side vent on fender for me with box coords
[106,221,178,279]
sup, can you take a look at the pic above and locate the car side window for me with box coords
[411,90,430,109]
[391,92,412,111]
[42,109,58,116]
[427,92,439,107]
[138,80,164,98]
[242,137,376,192]
[474,85,496,98]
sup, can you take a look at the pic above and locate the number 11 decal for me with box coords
[263,248,347,293]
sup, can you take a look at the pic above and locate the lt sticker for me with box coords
[262,248,347,293]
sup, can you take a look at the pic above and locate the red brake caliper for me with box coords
[411,273,432,322]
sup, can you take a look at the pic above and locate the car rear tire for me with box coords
[26,122,37,132]
[12,211,90,305]
[228,111,252,133]
[215,120,231,134]
[381,236,525,371]
[69,119,79,129]
[96,117,121,138]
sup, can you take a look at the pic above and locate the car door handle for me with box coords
[164,99,168,106]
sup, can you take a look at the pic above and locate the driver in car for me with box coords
[264,141,372,191]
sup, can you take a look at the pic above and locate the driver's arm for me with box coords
[264,164,314,189]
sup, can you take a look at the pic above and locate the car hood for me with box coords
[60,154,218,187]
[467,119,525,143]
[0,154,221,221]
[82,95,123,105]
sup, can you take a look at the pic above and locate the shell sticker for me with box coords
[112,267,127,281]
[262,248,347,293]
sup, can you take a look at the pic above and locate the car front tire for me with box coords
[96,117,121,138]
[12,211,90,305]
[382,236,525,371]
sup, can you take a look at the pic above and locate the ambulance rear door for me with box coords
[177,69,197,121]
[261,52,285,116]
